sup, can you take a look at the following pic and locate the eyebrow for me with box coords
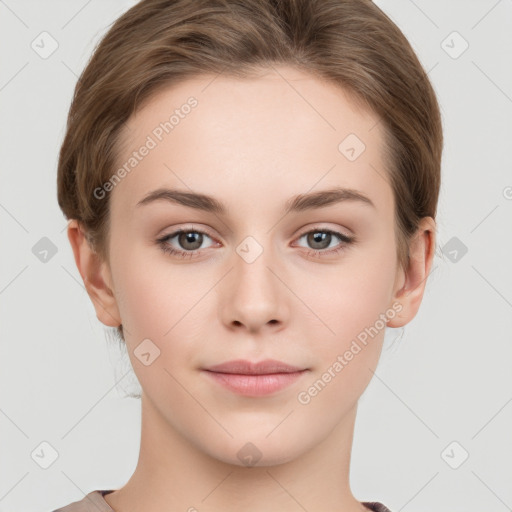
[135,186,375,215]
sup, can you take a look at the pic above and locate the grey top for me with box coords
[52,489,393,512]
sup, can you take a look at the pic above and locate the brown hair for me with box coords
[57,0,443,342]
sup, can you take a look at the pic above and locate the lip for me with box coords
[204,359,304,375]
[202,359,309,397]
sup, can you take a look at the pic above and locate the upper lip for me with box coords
[204,359,306,375]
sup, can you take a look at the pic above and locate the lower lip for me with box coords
[203,370,308,396]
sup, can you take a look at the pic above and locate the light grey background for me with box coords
[1,1,511,511]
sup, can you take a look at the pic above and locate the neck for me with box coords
[104,394,368,512]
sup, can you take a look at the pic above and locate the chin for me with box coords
[204,433,308,469]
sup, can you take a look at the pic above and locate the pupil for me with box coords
[181,231,201,249]
[310,231,329,249]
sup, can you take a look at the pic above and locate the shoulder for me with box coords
[51,493,391,512]
[51,490,115,512]
[362,502,394,512]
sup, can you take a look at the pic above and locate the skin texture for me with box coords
[68,65,436,512]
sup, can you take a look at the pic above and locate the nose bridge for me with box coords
[221,233,287,331]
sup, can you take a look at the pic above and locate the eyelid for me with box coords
[295,223,354,241]
[292,226,355,257]
[159,223,217,240]
[159,223,353,245]
[157,224,220,248]
[157,223,355,259]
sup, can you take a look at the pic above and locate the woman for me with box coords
[54,0,442,510]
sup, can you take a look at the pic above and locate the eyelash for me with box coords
[156,225,355,260]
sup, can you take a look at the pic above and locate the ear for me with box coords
[387,216,436,328]
[67,219,121,328]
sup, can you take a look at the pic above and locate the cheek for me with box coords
[111,249,219,390]
[112,258,206,398]
[299,246,396,341]
[291,243,396,395]
[112,244,203,338]
[293,280,391,416]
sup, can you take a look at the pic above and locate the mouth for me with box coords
[202,359,309,396]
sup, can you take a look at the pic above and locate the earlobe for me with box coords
[387,217,436,328]
[67,219,122,328]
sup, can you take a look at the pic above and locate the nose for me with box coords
[219,241,289,334]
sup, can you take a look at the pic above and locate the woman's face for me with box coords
[102,66,407,466]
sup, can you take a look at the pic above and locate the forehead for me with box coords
[111,65,393,217]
